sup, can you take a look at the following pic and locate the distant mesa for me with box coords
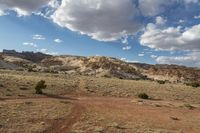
[3,49,17,54]
[2,49,51,63]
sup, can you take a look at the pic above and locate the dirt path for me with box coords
[44,102,86,133]
[1,95,200,133]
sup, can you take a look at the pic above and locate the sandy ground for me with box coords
[1,95,200,133]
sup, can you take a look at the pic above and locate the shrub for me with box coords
[20,87,28,90]
[35,80,47,94]
[191,83,200,88]
[138,93,149,99]
[184,104,195,110]
[0,81,4,87]
[157,80,166,84]
[103,74,111,78]
[186,82,200,88]
[0,84,4,87]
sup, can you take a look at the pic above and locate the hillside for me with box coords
[142,64,200,83]
[0,49,199,83]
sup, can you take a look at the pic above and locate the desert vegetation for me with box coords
[186,82,200,88]
[0,51,200,133]
[157,80,166,84]
[0,70,199,133]
[138,93,149,99]
[35,80,47,94]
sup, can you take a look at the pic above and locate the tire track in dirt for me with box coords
[0,95,85,133]
[43,101,86,133]
[0,96,85,133]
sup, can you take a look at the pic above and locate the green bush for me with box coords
[35,80,47,94]
[138,93,149,99]
[157,80,166,84]
[186,82,200,88]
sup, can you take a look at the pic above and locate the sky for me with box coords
[0,0,200,67]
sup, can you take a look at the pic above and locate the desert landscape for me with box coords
[1,0,200,132]
[0,50,200,133]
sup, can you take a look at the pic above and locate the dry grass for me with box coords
[0,70,200,103]
[0,99,72,133]
[0,70,79,98]
[0,70,200,133]
[82,76,200,104]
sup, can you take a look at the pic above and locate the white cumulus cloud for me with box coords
[120,57,139,63]
[0,0,52,16]
[54,38,63,43]
[37,48,48,53]
[138,0,199,17]
[138,53,145,57]
[138,0,174,16]
[37,48,58,55]
[194,15,200,19]
[51,0,142,42]
[32,34,46,40]
[122,46,132,50]
[140,22,200,51]
[155,52,200,67]
[150,55,158,59]
[179,19,185,23]
[23,42,37,48]
[156,16,167,25]
[0,9,7,16]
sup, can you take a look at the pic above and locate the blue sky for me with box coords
[0,0,200,67]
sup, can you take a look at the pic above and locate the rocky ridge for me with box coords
[0,49,199,83]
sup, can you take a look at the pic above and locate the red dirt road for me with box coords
[1,96,200,133]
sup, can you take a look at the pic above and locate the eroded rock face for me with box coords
[0,60,22,70]
[0,50,199,83]
[40,56,145,80]
[141,65,200,83]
